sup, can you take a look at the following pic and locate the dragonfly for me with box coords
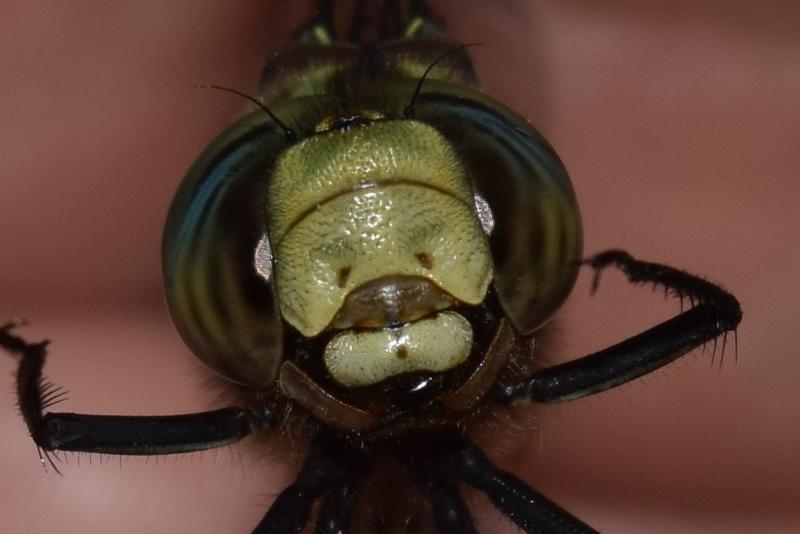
[1,1,741,532]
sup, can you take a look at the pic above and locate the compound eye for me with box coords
[416,90,583,334]
[162,111,290,388]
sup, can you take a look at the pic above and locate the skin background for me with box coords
[1,1,798,532]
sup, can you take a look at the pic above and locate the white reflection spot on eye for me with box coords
[473,192,495,235]
[254,233,273,281]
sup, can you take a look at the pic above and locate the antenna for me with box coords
[195,84,298,142]
[403,43,478,118]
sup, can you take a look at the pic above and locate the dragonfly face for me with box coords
[1,2,742,533]
[161,5,582,431]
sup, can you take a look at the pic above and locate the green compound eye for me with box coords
[161,109,292,388]
[408,81,583,335]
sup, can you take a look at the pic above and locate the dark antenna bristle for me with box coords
[195,84,298,142]
[404,43,477,118]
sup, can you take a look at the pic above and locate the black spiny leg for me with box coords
[254,452,340,534]
[0,321,276,472]
[449,440,596,534]
[429,474,477,534]
[408,436,478,534]
[497,249,742,404]
[315,465,359,533]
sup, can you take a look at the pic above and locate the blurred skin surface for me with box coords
[1,1,799,532]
